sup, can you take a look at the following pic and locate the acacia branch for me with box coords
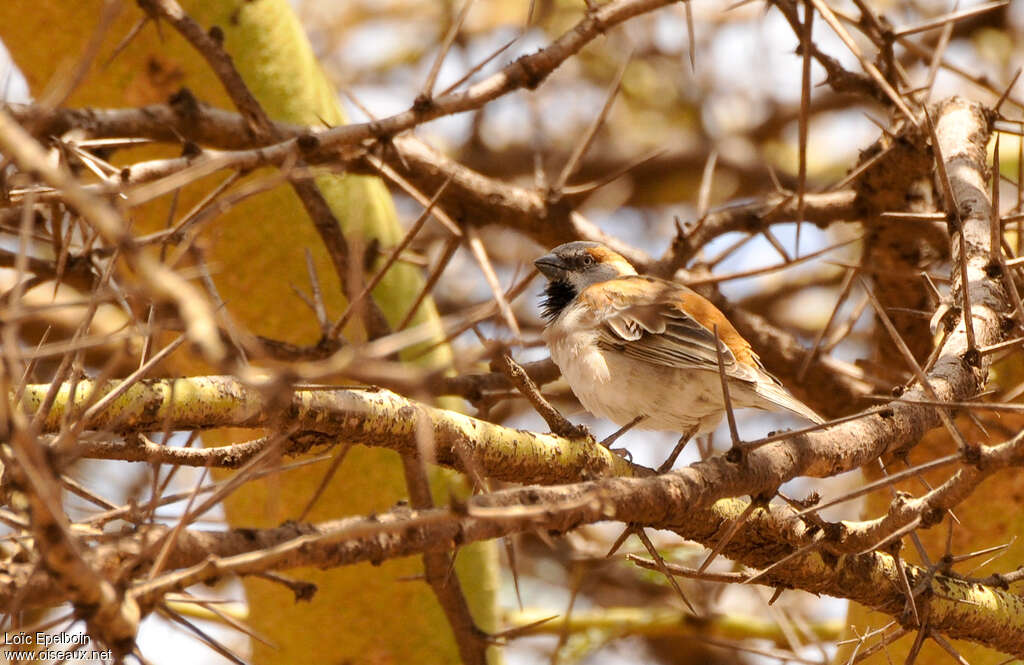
[1,99,867,270]
[656,189,860,274]
[20,376,638,484]
[2,100,649,266]
[7,492,1024,655]
[6,0,688,270]
[833,430,1024,555]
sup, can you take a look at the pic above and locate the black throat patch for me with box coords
[541,280,577,321]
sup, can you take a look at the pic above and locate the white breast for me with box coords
[543,314,727,434]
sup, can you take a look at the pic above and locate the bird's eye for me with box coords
[582,255,594,266]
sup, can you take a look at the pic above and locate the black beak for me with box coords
[534,253,569,280]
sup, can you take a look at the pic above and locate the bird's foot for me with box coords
[610,447,633,462]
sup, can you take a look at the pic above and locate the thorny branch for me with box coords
[5,487,1024,655]
[2,0,1024,660]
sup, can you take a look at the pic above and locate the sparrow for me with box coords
[535,241,823,440]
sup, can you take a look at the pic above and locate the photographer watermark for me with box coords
[3,632,113,661]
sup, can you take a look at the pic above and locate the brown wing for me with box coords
[576,276,760,383]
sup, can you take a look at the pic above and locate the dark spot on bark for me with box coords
[363,237,380,273]
[961,347,981,368]
[725,446,744,464]
[367,121,388,140]
[168,87,199,117]
[822,522,843,543]
[208,25,224,45]
[146,56,186,93]
[962,442,982,467]
[293,582,318,602]
[181,141,201,158]
[515,53,545,89]
[42,522,63,543]
[985,261,1003,278]
[922,507,944,527]
[411,94,434,114]
[297,133,320,152]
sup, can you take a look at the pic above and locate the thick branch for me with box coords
[20,376,638,484]
[834,430,1024,554]
[8,495,1024,655]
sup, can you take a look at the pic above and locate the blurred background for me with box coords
[2,0,1023,663]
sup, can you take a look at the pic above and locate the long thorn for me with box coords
[712,324,741,448]
[795,0,813,258]
[554,54,631,193]
[635,527,697,614]
[421,0,475,99]
[698,499,757,574]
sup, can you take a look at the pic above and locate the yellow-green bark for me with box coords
[506,607,843,644]
[16,376,635,482]
[1,2,498,663]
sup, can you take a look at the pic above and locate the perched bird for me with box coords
[535,241,823,443]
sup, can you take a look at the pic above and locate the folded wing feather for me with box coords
[580,277,758,383]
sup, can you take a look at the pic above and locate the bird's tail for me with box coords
[751,375,825,425]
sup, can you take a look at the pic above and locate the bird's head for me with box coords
[535,242,637,320]
[535,242,636,289]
